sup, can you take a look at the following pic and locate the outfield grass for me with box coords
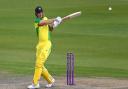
[0,0,128,78]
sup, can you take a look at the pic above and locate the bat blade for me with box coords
[62,11,82,21]
[67,11,81,18]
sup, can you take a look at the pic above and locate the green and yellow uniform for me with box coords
[33,17,54,85]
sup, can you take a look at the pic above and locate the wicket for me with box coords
[67,53,75,85]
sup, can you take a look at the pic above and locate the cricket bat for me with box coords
[62,11,82,21]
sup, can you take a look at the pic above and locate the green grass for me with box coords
[0,0,128,78]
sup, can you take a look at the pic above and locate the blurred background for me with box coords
[0,0,128,78]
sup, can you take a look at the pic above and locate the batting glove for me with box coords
[53,20,60,28]
[55,16,62,24]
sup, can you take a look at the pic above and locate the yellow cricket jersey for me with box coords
[34,17,51,43]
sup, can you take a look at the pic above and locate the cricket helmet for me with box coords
[35,6,43,14]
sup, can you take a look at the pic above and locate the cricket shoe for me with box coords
[27,83,40,89]
[45,79,55,88]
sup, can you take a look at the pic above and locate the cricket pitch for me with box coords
[1,74,128,89]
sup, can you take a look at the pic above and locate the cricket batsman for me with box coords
[28,6,62,89]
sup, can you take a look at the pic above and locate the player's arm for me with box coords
[38,19,55,26]
[48,24,54,32]
[38,17,62,30]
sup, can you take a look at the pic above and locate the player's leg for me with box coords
[32,48,43,85]
[42,66,55,84]
[40,42,55,84]
[28,45,43,89]
[28,41,54,88]
[32,42,51,85]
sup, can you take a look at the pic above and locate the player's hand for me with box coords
[55,16,62,24]
[53,20,60,28]
[53,16,62,28]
